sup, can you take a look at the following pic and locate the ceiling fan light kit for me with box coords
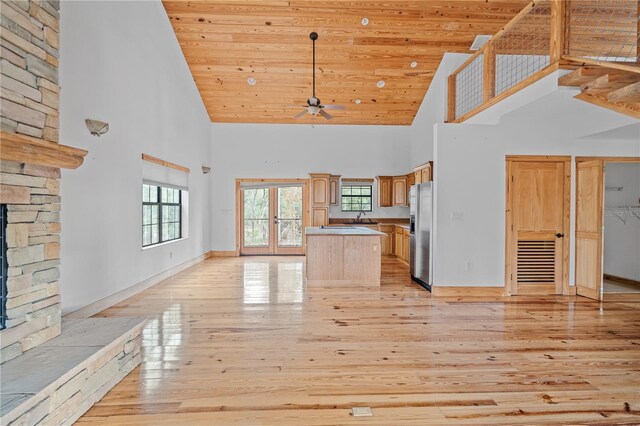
[291,32,346,121]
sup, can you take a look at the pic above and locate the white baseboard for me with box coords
[65,251,212,319]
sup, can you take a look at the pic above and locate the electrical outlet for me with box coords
[465,261,472,271]
[169,251,173,259]
[451,211,464,221]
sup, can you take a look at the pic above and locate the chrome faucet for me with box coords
[356,210,366,222]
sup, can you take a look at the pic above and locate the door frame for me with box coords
[574,156,640,300]
[505,155,571,296]
[235,178,310,256]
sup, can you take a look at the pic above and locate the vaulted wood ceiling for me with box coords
[163,1,531,125]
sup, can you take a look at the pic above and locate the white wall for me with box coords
[432,89,640,287]
[60,1,212,313]
[604,163,640,281]
[409,53,467,168]
[210,124,411,251]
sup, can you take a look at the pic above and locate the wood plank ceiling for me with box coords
[162,1,531,125]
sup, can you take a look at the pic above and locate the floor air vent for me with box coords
[516,240,555,283]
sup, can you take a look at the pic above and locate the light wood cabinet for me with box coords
[310,173,331,227]
[406,173,414,205]
[392,176,408,206]
[377,176,392,207]
[413,162,433,184]
[311,207,329,227]
[402,229,410,263]
[310,174,330,205]
[329,175,340,206]
[378,224,394,255]
[394,227,403,258]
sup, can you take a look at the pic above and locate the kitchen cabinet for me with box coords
[406,173,415,204]
[329,175,340,206]
[378,224,394,255]
[311,207,329,227]
[414,162,433,184]
[377,176,392,207]
[402,228,410,263]
[392,176,408,206]
[394,227,403,259]
[310,173,330,227]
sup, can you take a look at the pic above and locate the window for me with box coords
[341,185,372,212]
[142,184,182,247]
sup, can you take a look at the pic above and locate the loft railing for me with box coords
[447,0,640,123]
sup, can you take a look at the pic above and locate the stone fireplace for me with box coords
[0,2,145,424]
[1,0,67,364]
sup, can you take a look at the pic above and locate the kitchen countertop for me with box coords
[327,222,410,230]
[305,226,385,236]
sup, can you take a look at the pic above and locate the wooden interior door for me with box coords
[575,160,604,300]
[506,157,570,295]
[240,183,307,255]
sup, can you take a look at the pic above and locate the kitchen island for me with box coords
[305,226,384,286]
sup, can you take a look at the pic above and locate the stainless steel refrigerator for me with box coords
[409,182,432,291]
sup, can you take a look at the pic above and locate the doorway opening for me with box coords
[236,179,310,256]
[505,156,571,296]
[576,158,640,300]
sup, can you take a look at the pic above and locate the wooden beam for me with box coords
[483,40,496,101]
[574,92,640,120]
[0,131,88,170]
[562,56,640,75]
[141,153,190,174]
[608,81,640,103]
[341,178,374,183]
[549,0,567,63]
[558,66,625,87]
[447,74,457,122]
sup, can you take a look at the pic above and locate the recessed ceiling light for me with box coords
[376,80,385,88]
[355,99,362,104]
[361,17,369,26]
[410,61,418,68]
[247,77,256,85]
[470,35,492,51]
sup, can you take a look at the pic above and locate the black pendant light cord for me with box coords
[312,37,316,98]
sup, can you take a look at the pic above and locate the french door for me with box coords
[240,182,307,255]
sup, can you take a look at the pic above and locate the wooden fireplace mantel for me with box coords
[0,131,88,170]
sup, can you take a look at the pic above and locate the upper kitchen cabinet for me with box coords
[414,162,433,184]
[392,176,408,206]
[377,176,392,207]
[310,173,330,205]
[406,173,415,203]
[329,175,340,206]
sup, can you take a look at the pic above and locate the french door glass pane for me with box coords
[244,188,270,247]
[277,186,303,247]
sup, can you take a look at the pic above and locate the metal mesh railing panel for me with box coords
[568,0,639,63]
[494,1,552,96]
[455,53,483,118]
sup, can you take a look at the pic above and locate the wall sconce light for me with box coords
[202,166,211,174]
[85,119,109,137]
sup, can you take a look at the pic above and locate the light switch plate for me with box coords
[352,407,373,417]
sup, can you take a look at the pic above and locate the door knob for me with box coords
[555,233,564,238]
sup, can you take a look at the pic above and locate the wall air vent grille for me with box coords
[516,240,555,283]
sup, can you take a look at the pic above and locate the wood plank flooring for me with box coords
[78,256,640,425]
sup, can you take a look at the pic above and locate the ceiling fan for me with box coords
[292,32,345,120]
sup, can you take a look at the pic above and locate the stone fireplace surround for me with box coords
[1,1,146,424]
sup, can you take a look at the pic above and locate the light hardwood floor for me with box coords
[78,256,640,425]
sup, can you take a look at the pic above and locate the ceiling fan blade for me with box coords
[323,105,345,110]
[294,110,308,119]
[319,109,333,120]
